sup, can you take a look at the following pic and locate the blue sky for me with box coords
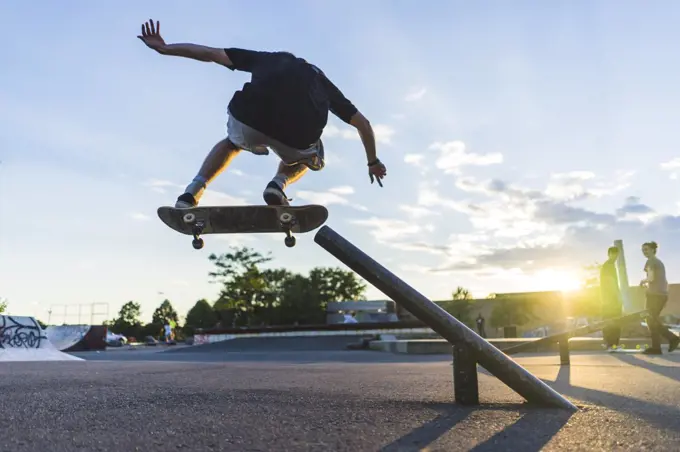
[2,1,680,324]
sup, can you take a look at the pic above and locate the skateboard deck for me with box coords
[157,204,328,249]
[607,345,649,354]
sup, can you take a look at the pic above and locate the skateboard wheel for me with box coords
[183,213,196,223]
[280,212,294,224]
[284,236,296,248]
[192,238,204,250]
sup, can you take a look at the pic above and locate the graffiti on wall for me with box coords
[0,316,47,349]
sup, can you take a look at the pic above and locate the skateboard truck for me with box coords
[181,210,298,249]
[279,212,297,248]
[182,212,205,250]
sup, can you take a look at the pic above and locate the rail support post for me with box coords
[452,341,479,405]
[559,338,570,366]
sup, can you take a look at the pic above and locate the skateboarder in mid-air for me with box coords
[137,19,387,208]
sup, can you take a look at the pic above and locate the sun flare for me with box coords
[534,269,583,292]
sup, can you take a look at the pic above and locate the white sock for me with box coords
[185,175,208,200]
[271,174,289,190]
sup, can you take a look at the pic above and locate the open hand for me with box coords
[368,160,387,187]
[137,19,166,52]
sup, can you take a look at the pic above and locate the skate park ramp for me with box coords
[46,325,90,351]
[46,325,107,351]
[0,315,83,362]
[171,334,375,353]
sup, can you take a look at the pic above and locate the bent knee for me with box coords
[222,138,241,151]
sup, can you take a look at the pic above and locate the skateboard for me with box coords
[606,344,649,353]
[157,204,328,250]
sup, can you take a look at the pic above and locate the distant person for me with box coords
[163,322,173,343]
[476,314,487,338]
[343,312,358,324]
[136,19,386,209]
[640,241,679,354]
[600,246,622,351]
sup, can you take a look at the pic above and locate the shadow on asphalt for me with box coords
[379,402,572,452]
[72,349,454,365]
[608,353,680,381]
[548,364,678,434]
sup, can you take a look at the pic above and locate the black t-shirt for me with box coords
[600,260,620,302]
[223,48,358,149]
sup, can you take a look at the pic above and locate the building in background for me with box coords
[326,300,398,324]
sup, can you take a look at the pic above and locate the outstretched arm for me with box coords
[350,112,378,164]
[137,19,232,67]
[158,43,232,67]
[318,68,387,185]
[351,111,386,186]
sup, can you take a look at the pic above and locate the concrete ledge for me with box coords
[369,337,653,354]
[194,328,433,345]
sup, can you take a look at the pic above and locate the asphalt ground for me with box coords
[1,342,679,451]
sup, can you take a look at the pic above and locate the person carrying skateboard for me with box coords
[137,19,387,208]
[599,246,622,351]
[639,241,679,354]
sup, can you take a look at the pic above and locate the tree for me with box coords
[489,299,536,329]
[307,267,367,303]
[439,286,475,326]
[452,286,473,300]
[152,299,179,325]
[116,301,142,325]
[276,274,325,325]
[210,247,274,325]
[207,247,369,326]
[209,247,272,286]
[272,267,367,325]
[582,262,601,288]
[110,301,143,338]
[0,298,7,314]
[184,299,218,334]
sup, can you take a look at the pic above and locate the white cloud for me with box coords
[145,179,176,194]
[546,170,633,200]
[322,124,354,140]
[661,158,680,179]
[416,182,469,212]
[661,158,680,170]
[144,179,248,206]
[349,217,421,241]
[404,87,427,102]
[373,124,395,144]
[295,189,367,211]
[328,186,354,195]
[404,154,425,166]
[550,171,596,181]
[201,190,248,206]
[296,190,348,206]
[396,167,680,281]
[214,233,257,247]
[323,123,395,144]
[128,212,150,221]
[399,204,440,219]
[429,141,503,174]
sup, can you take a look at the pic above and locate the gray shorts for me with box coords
[227,113,325,171]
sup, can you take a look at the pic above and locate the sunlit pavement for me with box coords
[1,349,678,451]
